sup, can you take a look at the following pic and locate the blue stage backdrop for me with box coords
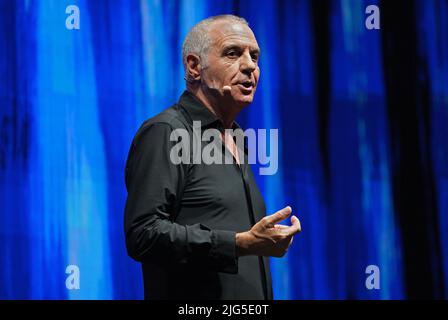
[1,0,447,299]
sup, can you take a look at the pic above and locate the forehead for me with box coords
[208,20,259,50]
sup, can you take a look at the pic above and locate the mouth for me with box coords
[237,80,255,92]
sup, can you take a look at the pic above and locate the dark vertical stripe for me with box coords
[311,0,332,186]
[380,0,445,299]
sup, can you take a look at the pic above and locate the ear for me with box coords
[185,53,202,82]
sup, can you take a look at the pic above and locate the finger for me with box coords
[288,215,302,235]
[274,224,290,235]
[264,206,292,226]
[274,224,289,229]
[278,216,301,235]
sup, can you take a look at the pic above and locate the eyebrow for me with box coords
[222,44,261,55]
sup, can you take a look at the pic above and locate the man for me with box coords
[124,14,301,300]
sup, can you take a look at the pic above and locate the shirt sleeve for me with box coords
[124,122,238,274]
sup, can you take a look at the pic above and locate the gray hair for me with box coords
[182,15,249,81]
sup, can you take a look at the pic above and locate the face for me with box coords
[200,21,261,108]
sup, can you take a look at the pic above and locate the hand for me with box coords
[236,206,301,257]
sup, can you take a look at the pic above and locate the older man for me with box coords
[124,14,301,300]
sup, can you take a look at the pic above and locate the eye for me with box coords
[226,50,239,58]
[251,51,260,62]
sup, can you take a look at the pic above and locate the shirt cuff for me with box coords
[209,230,238,274]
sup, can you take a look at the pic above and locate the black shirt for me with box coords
[124,91,273,300]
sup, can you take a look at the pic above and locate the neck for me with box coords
[187,85,239,129]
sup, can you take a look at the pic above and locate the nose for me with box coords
[240,50,257,75]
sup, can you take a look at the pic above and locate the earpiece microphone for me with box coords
[222,85,232,93]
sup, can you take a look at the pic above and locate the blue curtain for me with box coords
[0,0,447,299]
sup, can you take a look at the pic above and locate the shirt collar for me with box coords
[178,90,242,131]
